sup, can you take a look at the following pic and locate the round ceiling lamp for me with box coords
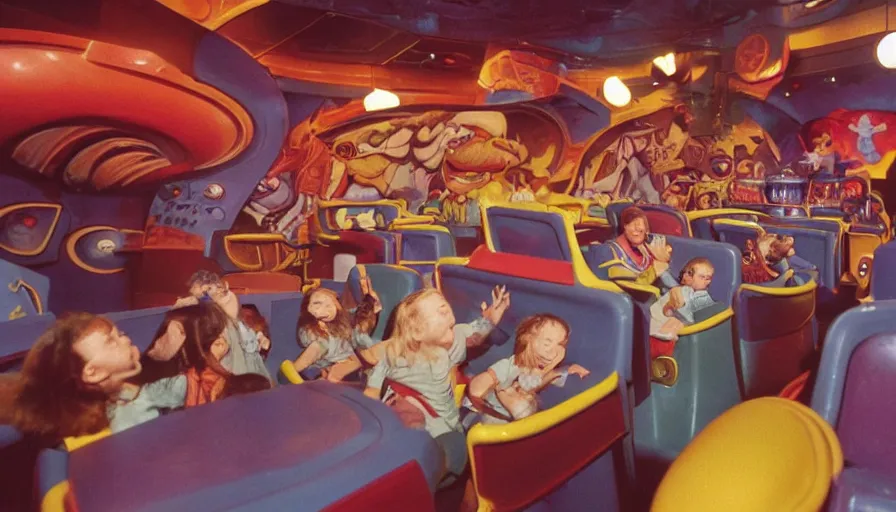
[602,76,631,107]
[653,53,677,76]
[363,88,400,112]
[877,32,896,69]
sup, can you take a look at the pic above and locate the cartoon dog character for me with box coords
[741,233,797,284]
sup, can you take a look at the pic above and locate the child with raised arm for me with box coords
[465,313,590,425]
[292,274,382,382]
[361,285,511,485]
[649,258,716,341]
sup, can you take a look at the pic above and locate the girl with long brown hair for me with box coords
[292,275,381,382]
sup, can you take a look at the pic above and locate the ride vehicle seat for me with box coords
[812,301,896,511]
[653,397,842,512]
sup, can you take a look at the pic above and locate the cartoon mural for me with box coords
[232,106,567,239]
[574,104,783,210]
[800,110,896,179]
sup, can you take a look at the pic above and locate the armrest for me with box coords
[615,280,661,301]
[677,307,734,336]
[279,360,305,385]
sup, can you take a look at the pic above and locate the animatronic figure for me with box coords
[849,114,888,164]
[361,286,511,485]
[293,277,381,382]
[334,208,385,231]
[13,313,175,439]
[238,305,271,361]
[465,314,590,425]
[741,238,780,284]
[741,233,815,285]
[650,258,716,341]
[603,207,678,289]
[154,271,271,379]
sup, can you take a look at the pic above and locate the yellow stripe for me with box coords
[678,307,734,336]
[686,208,769,221]
[41,481,69,512]
[391,224,451,234]
[615,280,661,299]
[712,218,764,231]
[63,429,111,451]
[279,360,304,384]
[740,273,818,297]
[467,370,618,443]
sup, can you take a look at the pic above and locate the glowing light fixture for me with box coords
[602,76,631,107]
[653,52,677,76]
[363,88,400,112]
[877,32,896,69]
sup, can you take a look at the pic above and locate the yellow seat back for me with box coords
[652,397,842,512]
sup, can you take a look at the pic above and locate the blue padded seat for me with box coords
[345,264,424,343]
[871,242,896,300]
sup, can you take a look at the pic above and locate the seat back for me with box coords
[735,279,817,398]
[762,225,838,292]
[224,272,302,295]
[317,203,401,235]
[308,231,395,280]
[835,332,896,475]
[666,236,741,306]
[607,203,690,237]
[345,264,424,342]
[393,226,456,283]
[711,219,762,258]
[812,301,896,471]
[689,210,766,242]
[36,448,69,512]
[633,237,742,457]
[484,206,573,261]
[871,242,896,300]
[0,313,57,372]
[438,251,633,510]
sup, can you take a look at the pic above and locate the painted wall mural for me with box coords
[228,101,896,250]
[800,109,896,180]
[232,105,569,240]
[574,104,782,210]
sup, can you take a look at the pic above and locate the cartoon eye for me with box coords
[334,142,357,159]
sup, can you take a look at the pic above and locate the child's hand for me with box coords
[173,296,199,309]
[667,286,685,310]
[569,364,590,378]
[257,332,271,352]
[360,276,383,313]
[649,236,673,263]
[481,285,511,325]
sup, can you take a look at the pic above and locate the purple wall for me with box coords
[0,173,152,314]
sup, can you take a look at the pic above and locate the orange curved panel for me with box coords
[1,29,253,182]
[155,0,269,30]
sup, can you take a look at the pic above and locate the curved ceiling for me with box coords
[0,28,253,190]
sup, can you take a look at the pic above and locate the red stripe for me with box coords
[466,246,576,285]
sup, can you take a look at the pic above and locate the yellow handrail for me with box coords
[9,278,44,315]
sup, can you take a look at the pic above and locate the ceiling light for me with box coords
[134,58,148,65]
[363,88,400,112]
[652,53,677,76]
[652,81,660,86]
[785,91,791,97]
[602,76,631,107]
[877,32,896,69]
